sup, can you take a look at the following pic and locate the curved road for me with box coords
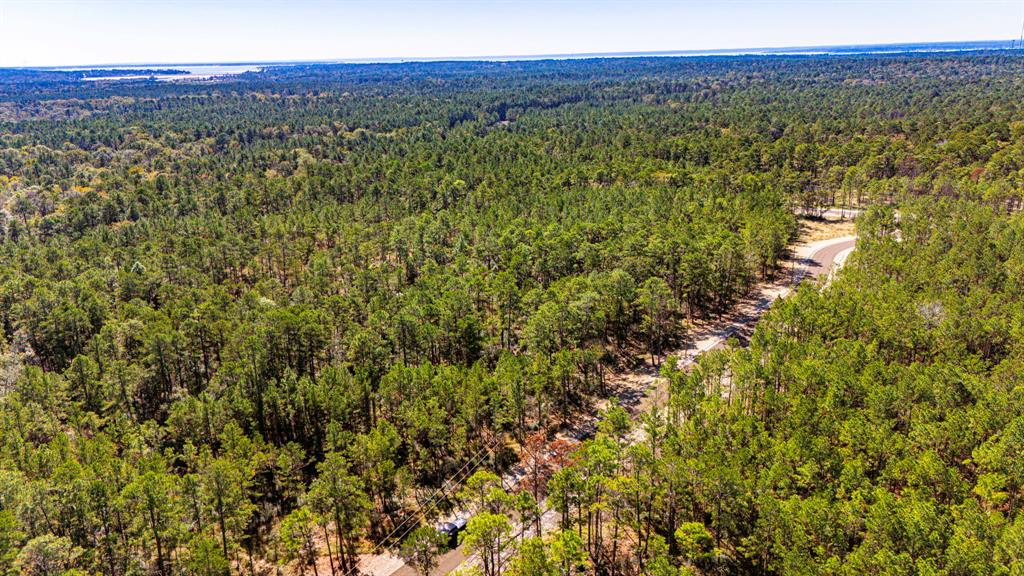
[373,233,859,576]
[805,236,857,280]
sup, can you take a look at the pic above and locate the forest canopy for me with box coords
[0,52,1022,576]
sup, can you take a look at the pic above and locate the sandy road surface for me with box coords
[366,231,858,576]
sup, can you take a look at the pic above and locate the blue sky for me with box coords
[1,0,1023,67]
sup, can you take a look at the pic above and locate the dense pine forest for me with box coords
[0,52,1022,576]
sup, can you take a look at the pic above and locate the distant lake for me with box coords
[60,64,264,82]
[50,39,1023,83]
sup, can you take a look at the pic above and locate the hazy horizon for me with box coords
[2,0,1024,68]
[21,38,1020,71]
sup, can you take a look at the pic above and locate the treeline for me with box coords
[0,52,1021,576]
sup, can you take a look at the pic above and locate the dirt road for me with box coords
[365,228,858,576]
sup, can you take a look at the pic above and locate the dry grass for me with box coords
[799,215,856,242]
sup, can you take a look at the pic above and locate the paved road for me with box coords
[804,236,857,279]
[372,233,859,576]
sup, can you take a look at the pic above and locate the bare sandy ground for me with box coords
[364,217,858,576]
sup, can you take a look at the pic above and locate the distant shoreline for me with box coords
[21,38,1023,71]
